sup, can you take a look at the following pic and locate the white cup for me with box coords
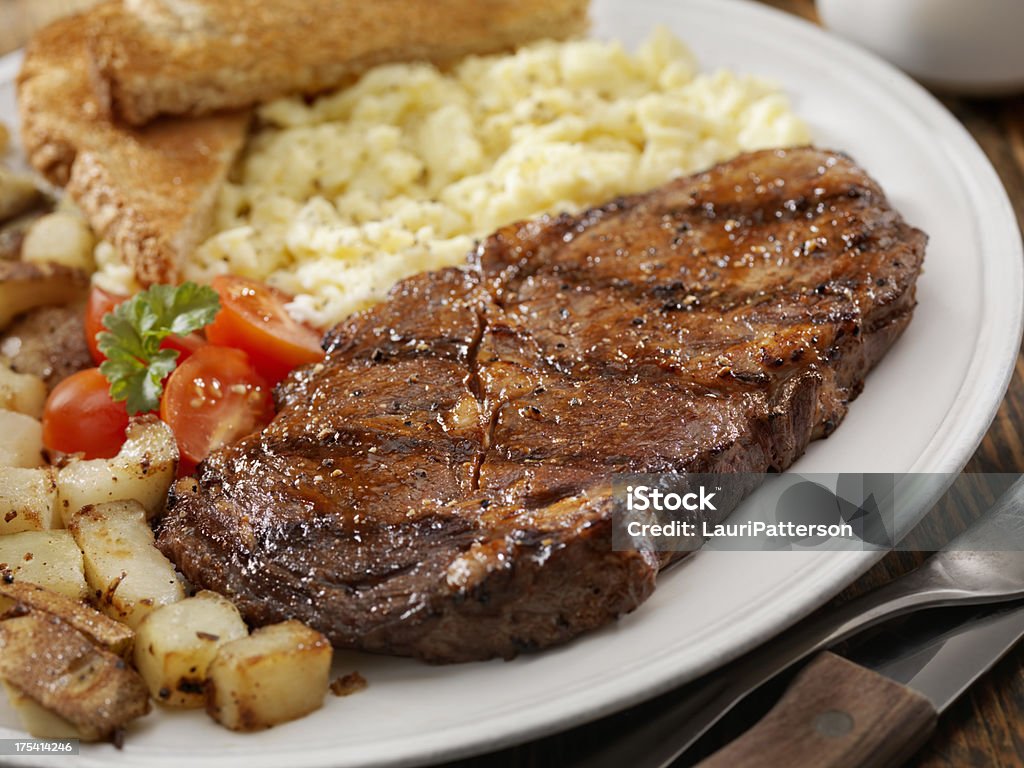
[816,0,1024,94]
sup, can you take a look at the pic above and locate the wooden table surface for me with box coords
[1,0,1022,765]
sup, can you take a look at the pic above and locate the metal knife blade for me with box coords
[849,600,1024,713]
[694,600,1024,768]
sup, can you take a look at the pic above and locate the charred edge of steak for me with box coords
[158,147,927,662]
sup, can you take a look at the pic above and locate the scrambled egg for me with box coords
[182,29,809,327]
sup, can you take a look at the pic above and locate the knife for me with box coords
[566,476,1024,768]
[694,600,1024,767]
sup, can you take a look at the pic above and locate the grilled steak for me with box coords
[159,148,926,662]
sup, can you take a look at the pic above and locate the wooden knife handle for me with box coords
[696,652,938,768]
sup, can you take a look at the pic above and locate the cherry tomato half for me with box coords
[42,368,130,459]
[160,345,274,472]
[84,286,124,365]
[205,275,324,386]
[85,285,207,365]
[160,330,206,361]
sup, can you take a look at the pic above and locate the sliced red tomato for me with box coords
[160,345,273,471]
[85,285,207,365]
[85,286,124,365]
[160,330,206,361]
[205,275,324,385]
[42,368,130,459]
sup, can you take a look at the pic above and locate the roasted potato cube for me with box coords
[0,612,150,741]
[0,167,43,224]
[0,530,87,599]
[0,210,45,262]
[21,212,97,273]
[206,621,332,731]
[57,415,178,524]
[0,466,58,533]
[0,261,88,330]
[0,582,133,657]
[2,681,82,740]
[69,500,184,627]
[0,363,46,418]
[0,409,44,467]
[135,591,248,708]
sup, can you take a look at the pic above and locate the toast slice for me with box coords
[17,4,250,285]
[91,0,590,125]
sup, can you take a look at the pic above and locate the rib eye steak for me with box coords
[158,147,926,662]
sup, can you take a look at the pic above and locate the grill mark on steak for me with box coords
[158,148,927,662]
[464,304,489,493]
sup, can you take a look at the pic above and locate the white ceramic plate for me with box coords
[0,0,1021,765]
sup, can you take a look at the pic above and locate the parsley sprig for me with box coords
[98,283,220,415]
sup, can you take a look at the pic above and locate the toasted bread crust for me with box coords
[17,6,109,187]
[65,115,248,285]
[17,6,250,285]
[92,0,590,125]
[18,0,587,284]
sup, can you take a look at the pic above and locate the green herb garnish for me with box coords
[98,283,220,415]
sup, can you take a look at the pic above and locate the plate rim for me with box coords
[0,0,1020,764]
